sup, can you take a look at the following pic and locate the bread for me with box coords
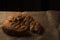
[2,14,44,37]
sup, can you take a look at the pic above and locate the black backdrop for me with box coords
[0,0,60,11]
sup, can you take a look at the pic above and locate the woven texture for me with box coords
[0,11,60,40]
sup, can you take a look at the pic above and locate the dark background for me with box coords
[0,0,60,11]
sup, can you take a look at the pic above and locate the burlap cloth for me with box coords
[0,11,60,40]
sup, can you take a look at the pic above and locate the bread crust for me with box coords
[2,14,44,37]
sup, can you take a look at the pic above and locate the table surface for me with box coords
[0,11,59,40]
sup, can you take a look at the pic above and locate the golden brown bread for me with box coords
[2,14,44,37]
